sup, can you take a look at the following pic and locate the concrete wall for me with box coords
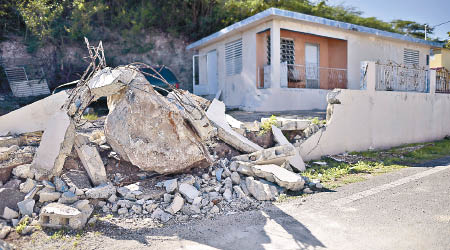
[196,18,431,111]
[299,70,450,161]
[430,48,450,70]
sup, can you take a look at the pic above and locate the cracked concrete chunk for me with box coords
[232,145,295,166]
[0,188,25,216]
[12,164,34,179]
[271,126,306,172]
[31,110,75,180]
[251,164,305,191]
[39,191,61,203]
[17,199,35,216]
[2,207,19,220]
[74,134,107,186]
[206,99,263,153]
[245,177,278,201]
[166,193,184,215]
[104,71,209,174]
[262,117,311,131]
[19,178,36,193]
[179,183,199,203]
[85,183,116,199]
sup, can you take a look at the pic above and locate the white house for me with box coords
[187,8,442,111]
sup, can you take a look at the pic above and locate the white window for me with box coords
[225,39,242,76]
[404,48,419,66]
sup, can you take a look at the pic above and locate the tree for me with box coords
[391,19,431,39]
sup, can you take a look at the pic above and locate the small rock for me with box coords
[245,177,278,201]
[215,168,223,182]
[12,164,34,179]
[88,217,97,225]
[39,191,61,203]
[59,191,78,204]
[223,189,232,202]
[229,161,238,172]
[42,180,56,191]
[192,197,202,206]
[0,226,11,239]
[315,183,323,189]
[19,178,36,193]
[166,193,184,215]
[303,187,314,194]
[163,179,178,193]
[163,193,173,203]
[118,207,128,215]
[151,208,172,222]
[117,199,132,208]
[201,173,210,181]
[209,205,219,214]
[0,239,14,250]
[54,177,68,192]
[17,199,35,216]
[2,207,19,220]
[98,201,107,207]
[108,194,118,203]
[179,183,199,203]
[223,177,232,189]
[131,205,142,214]
[231,172,241,185]
[179,175,195,185]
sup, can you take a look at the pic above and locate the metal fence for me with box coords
[436,69,450,94]
[375,62,428,92]
[257,63,347,89]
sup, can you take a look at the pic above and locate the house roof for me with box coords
[186,8,443,50]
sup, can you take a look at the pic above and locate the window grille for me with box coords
[225,39,243,76]
[404,48,419,66]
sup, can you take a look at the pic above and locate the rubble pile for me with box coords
[0,42,325,240]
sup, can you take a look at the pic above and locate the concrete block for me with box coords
[74,134,107,186]
[0,91,69,136]
[206,99,262,153]
[261,117,311,130]
[271,126,306,172]
[31,110,75,180]
[17,199,35,216]
[39,202,91,230]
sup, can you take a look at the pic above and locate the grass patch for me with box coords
[82,113,99,121]
[15,217,30,234]
[303,138,450,189]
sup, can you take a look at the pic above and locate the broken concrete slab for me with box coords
[0,188,25,216]
[61,170,92,191]
[271,126,306,172]
[179,183,199,203]
[39,202,91,230]
[262,117,311,131]
[251,164,305,191]
[245,177,278,201]
[0,146,35,182]
[31,110,75,180]
[206,99,263,153]
[104,71,210,174]
[232,145,295,166]
[74,134,107,186]
[0,91,69,136]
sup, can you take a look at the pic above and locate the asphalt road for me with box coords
[17,158,450,250]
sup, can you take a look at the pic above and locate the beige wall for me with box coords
[196,18,432,111]
[430,48,450,70]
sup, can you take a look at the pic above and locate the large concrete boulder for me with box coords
[104,72,210,174]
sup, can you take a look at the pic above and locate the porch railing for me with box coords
[375,62,428,92]
[257,63,347,89]
[436,69,450,94]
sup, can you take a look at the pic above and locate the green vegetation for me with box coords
[259,115,278,135]
[0,0,444,51]
[82,112,99,121]
[15,216,30,234]
[302,138,450,189]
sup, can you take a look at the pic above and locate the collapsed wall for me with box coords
[299,89,450,161]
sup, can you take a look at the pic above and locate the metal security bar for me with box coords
[436,69,450,94]
[375,62,428,92]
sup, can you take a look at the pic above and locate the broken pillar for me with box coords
[104,70,210,174]
[232,145,295,166]
[271,126,306,172]
[74,134,107,186]
[206,99,263,153]
[31,110,75,180]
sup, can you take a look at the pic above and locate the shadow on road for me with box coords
[95,203,325,250]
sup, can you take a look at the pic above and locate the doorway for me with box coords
[305,43,319,88]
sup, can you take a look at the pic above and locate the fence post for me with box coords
[429,70,436,94]
[366,61,376,92]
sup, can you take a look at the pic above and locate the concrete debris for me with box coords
[179,183,199,203]
[31,110,75,180]
[59,191,78,204]
[61,170,92,191]
[85,183,116,199]
[0,226,11,239]
[17,199,35,216]
[206,99,263,153]
[262,117,311,131]
[0,188,25,216]
[105,69,210,174]
[247,164,305,191]
[166,193,184,215]
[74,134,107,185]
[151,208,172,222]
[163,179,178,194]
[19,178,36,193]
[2,207,19,220]
[271,126,306,172]
[12,164,34,179]
[245,177,278,201]
[0,146,35,182]
[232,145,295,166]
[39,191,61,203]
[54,176,68,193]
[39,202,92,230]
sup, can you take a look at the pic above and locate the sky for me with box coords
[326,0,450,40]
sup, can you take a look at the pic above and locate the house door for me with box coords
[305,43,319,88]
[207,50,218,95]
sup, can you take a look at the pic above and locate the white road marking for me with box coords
[330,165,450,207]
